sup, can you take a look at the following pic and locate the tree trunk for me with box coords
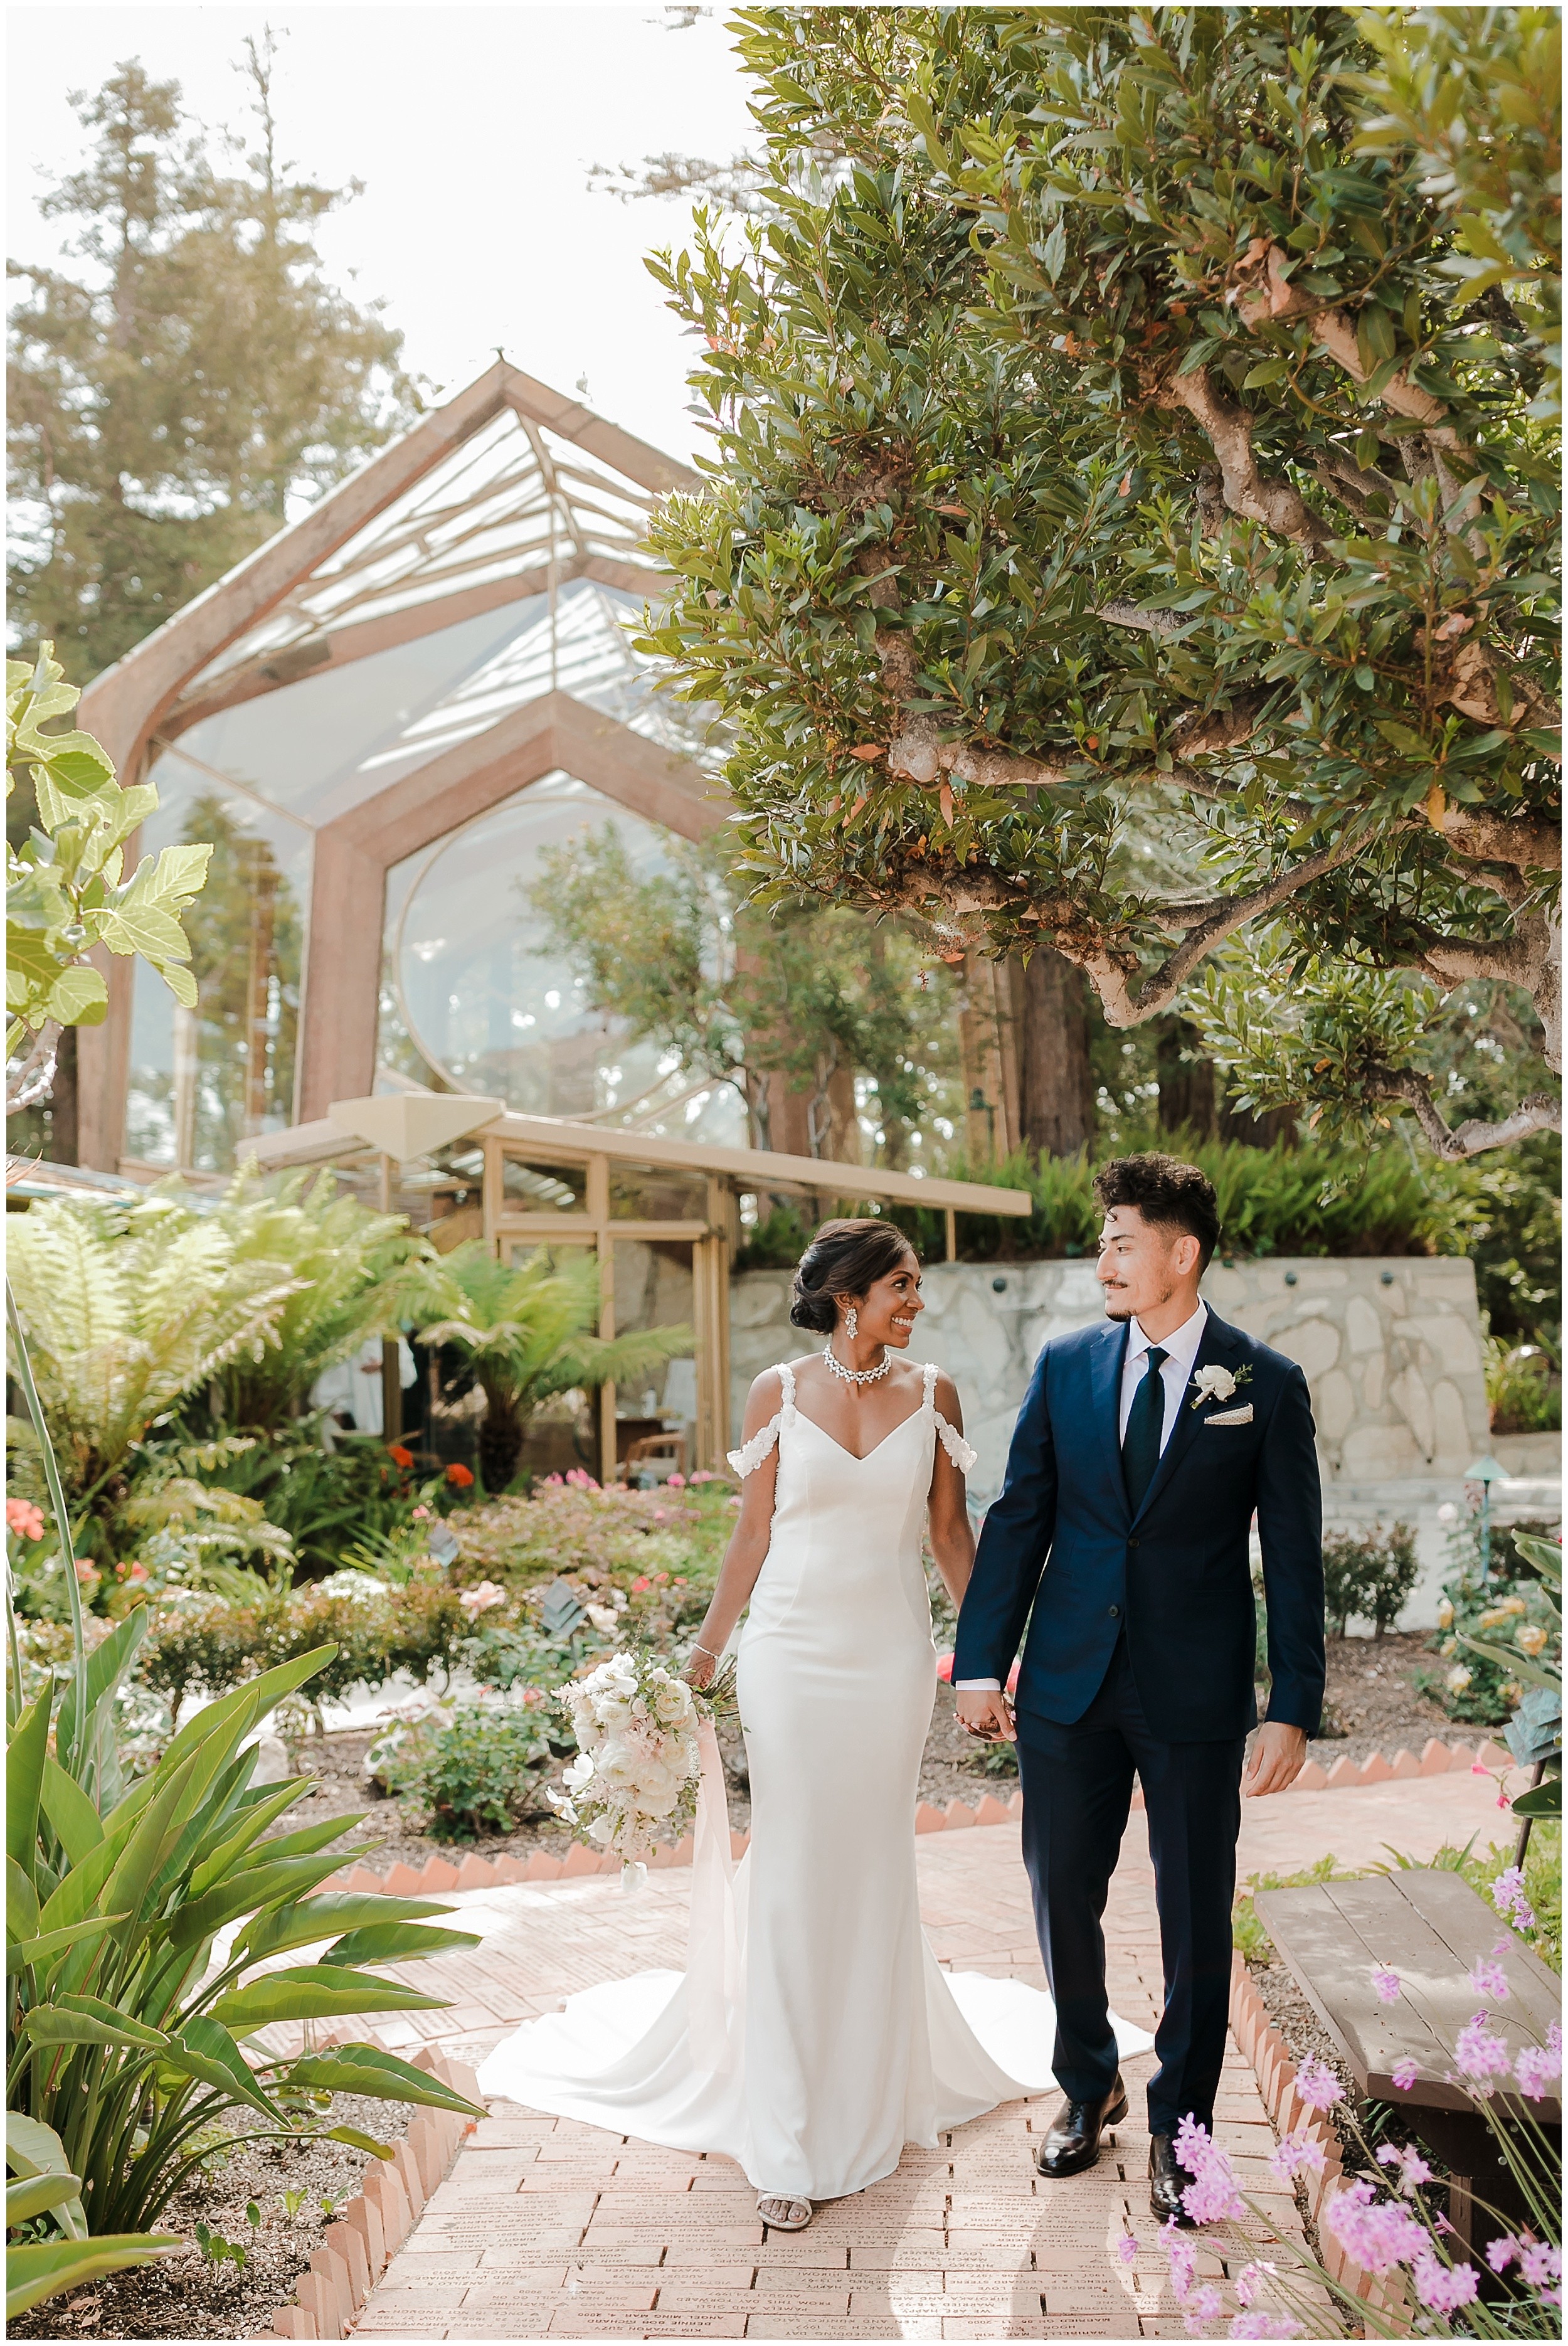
[50,1026,80,1165]
[1015,948,1094,1157]
[958,953,1020,1163]
[478,1393,525,1493]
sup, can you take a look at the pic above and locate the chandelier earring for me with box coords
[845,1305,858,1340]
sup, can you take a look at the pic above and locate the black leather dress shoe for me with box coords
[1032,2075,1128,2179]
[1150,2132,1197,2226]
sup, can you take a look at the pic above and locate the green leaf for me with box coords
[5,2113,85,2239]
[5,1858,40,1945]
[7,1691,52,1871]
[169,1848,364,1951]
[280,2043,484,2118]
[6,2171,84,2225]
[209,1963,447,2035]
[1512,1532,1562,1591]
[43,966,109,1027]
[322,1921,482,1967]
[7,2235,181,2319]
[40,1758,105,1866]
[23,2000,168,2051]
[6,1914,125,1977]
[240,1892,457,1967]
[96,904,192,963]
[324,2126,395,2160]
[1512,1778,1561,1818]
[165,2015,280,2121]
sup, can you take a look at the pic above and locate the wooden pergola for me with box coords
[75,361,719,1170]
[250,1095,1033,1478]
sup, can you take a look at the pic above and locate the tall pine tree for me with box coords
[8,35,420,674]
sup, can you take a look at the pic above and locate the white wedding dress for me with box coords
[477,1361,1152,2199]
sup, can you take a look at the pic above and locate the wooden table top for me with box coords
[1253,1868,1561,2120]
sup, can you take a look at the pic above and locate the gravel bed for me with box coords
[11,2095,413,2342]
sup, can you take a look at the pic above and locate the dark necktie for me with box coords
[1121,1345,1169,1515]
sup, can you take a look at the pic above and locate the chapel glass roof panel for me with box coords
[174,405,670,701]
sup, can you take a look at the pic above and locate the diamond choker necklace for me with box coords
[822,1339,892,1386]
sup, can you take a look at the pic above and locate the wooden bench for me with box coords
[1253,1868,1560,2252]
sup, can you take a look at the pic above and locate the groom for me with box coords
[953,1153,1324,2225]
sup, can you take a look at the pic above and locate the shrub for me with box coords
[1486,1335,1562,1435]
[1320,1522,1421,1638]
[369,1697,560,1840]
[451,1477,734,1596]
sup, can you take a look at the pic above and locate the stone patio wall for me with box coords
[730,1256,1561,1629]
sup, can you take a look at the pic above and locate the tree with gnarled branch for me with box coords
[637,5,1559,1159]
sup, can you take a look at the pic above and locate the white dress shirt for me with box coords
[955,1302,1209,1692]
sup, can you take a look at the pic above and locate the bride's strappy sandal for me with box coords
[757,2194,813,2230]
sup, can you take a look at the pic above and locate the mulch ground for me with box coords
[11,2096,412,2343]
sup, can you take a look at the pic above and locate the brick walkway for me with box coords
[341,1770,1514,2340]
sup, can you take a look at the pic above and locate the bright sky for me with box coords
[7,1,758,465]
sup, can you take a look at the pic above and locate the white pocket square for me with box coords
[1204,1404,1254,1426]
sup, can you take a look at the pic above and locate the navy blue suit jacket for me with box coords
[953,1310,1325,1744]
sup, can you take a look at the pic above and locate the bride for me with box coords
[477,1219,1149,2230]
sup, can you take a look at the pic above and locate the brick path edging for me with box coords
[1229,1955,1414,2329]
[316,1736,1509,1899]
[268,2051,480,2340]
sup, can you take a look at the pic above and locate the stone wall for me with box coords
[729,1256,1561,1629]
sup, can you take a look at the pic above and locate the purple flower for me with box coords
[1371,1963,1402,2004]
[1412,2248,1480,2313]
[1323,2180,1427,2274]
[1515,2039,1562,2099]
[1468,1953,1510,2001]
[1293,2055,1342,2111]
[1391,2056,1419,2091]
[1490,1865,1537,1931]
[1173,2120,1246,2224]
[1234,2263,1263,2308]
[1269,2131,1325,2183]
[1376,2142,1433,2194]
[1228,2315,1300,2340]
[1192,2285,1223,2320]
[1116,2231,1138,2267]
[1486,2236,1520,2274]
[1455,2012,1512,2084]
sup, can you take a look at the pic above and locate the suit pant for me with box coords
[1017,1638,1245,2135]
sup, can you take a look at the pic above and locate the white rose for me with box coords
[585,1604,618,1633]
[1192,1365,1237,1403]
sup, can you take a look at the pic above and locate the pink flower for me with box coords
[128,1560,149,1582]
[1454,2013,1512,2084]
[1486,2236,1520,2274]
[1391,2056,1419,2091]
[457,1579,507,1620]
[1411,2249,1479,2313]
[1234,2263,1263,2308]
[666,1472,686,1487]
[1469,1952,1510,2001]
[1269,2131,1325,2183]
[632,1576,651,1592]
[1293,2056,1342,2112]
[1520,2241,1562,2298]
[1163,2221,1199,2300]
[1323,2180,1426,2274]
[1376,2143,1433,2194]
[6,1499,44,1541]
[1490,1866,1537,1931]
[1116,2232,1137,2267]
[1371,1964,1401,2004]
[1185,2281,1223,2330]
[1174,2118,1245,2225]
[1229,2315,1300,2340]
[1515,2041,1561,2099]
[411,1505,430,1521]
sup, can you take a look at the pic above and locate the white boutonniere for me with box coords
[1190,1361,1253,1411]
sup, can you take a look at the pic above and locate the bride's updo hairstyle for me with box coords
[789,1218,916,1334]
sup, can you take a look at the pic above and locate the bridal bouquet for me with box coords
[547,1648,733,1884]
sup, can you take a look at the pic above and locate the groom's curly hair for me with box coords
[1093,1154,1221,1270]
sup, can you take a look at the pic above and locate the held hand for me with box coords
[683,1647,718,1692]
[955,1689,1016,1744]
[1244,1721,1307,1798]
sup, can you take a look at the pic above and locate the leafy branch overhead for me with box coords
[637,6,1560,1157]
[6,644,211,1112]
